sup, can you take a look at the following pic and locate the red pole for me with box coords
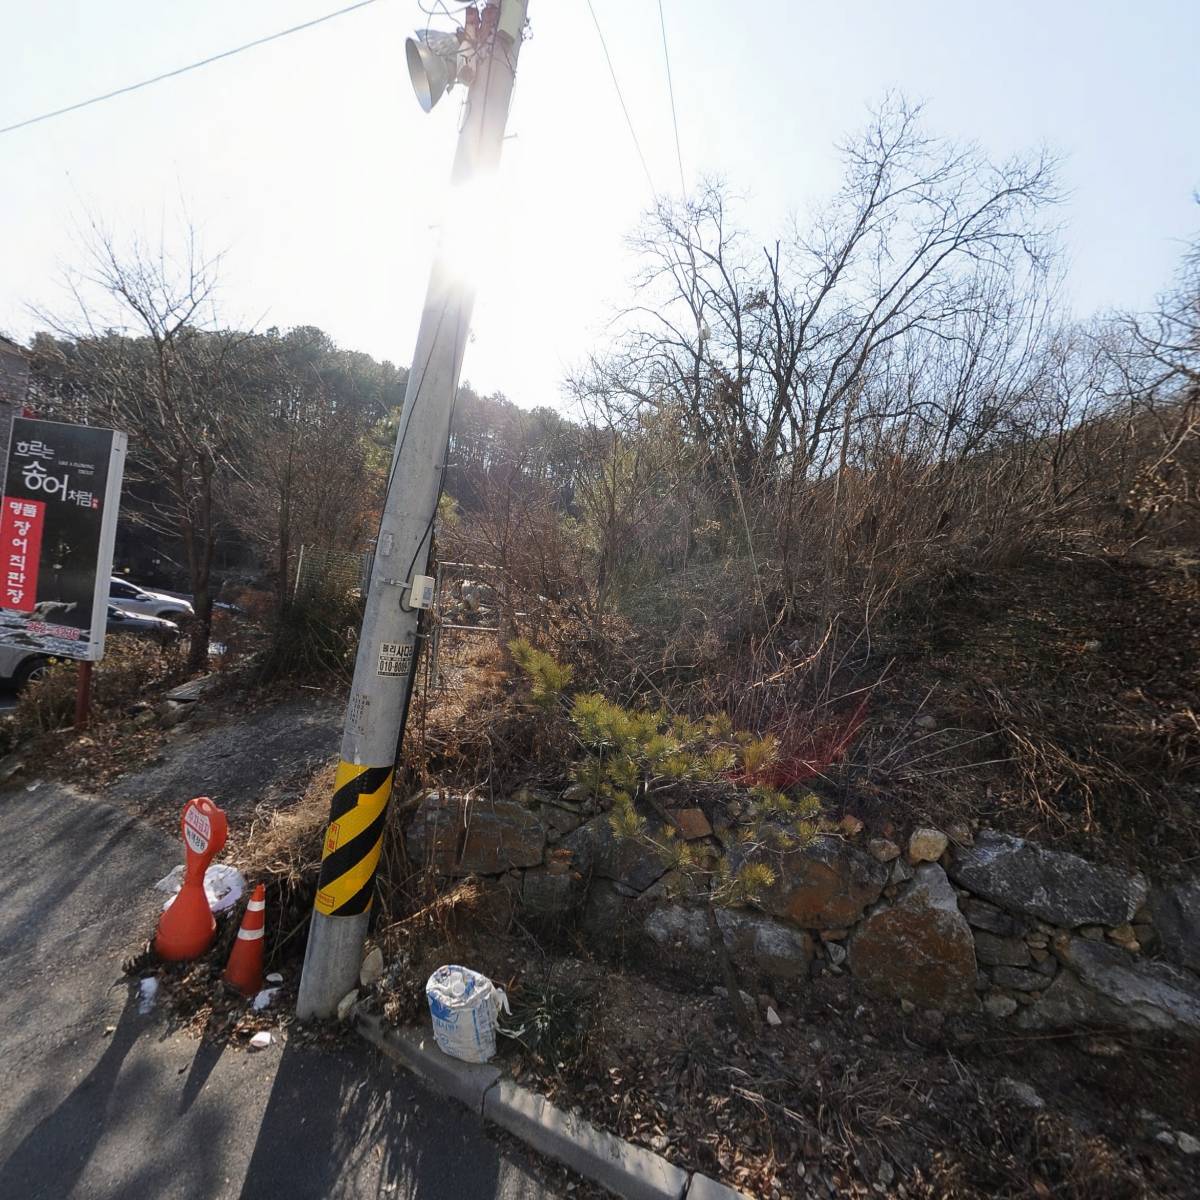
[74,660,93,731]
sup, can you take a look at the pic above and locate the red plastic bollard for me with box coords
[154,796,229,961]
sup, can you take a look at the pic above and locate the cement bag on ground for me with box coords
[425,965,509,1063]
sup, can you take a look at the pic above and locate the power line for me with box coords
[0,0,386,138]
[583,0,656,197]
[656,0,686,196]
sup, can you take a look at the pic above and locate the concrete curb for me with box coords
[354,1009,751,1200]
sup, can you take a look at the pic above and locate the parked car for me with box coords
[107,604,180,643]
[109,578,195,621]
[0,643,52,690]
[0,607,180,692]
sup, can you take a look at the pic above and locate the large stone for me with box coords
[716,908,814,979]
[406,792,545,875]
[991,965,1052,992]
[1148,878,1200,975]
[972,930,1031,967]
[643,904,813,980]
[523,865,586,920]
[848,864,978,1012]
[962,897,1023,937]
[563,814,668,894]
[1019,938,1200,1037]
[908,828,949,864]
[948,831,1147,927]
[580,879,631,940]
[735,835,887,929]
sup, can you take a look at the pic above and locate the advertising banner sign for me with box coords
[0,417,127,661]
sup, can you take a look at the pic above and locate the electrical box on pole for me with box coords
[296,0,531,1019]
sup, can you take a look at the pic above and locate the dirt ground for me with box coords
[372,918,1200,1200]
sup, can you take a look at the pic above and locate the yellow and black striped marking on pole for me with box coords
[315,761,393,916]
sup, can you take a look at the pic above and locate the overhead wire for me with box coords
[656,0,686,196]
[583,0,656,197]
[0,0,386,137]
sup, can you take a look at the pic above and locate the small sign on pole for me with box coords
[0,416,126,662]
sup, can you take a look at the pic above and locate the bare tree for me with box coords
[38,223,245,669]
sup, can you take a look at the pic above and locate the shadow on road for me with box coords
[241,1040,512,1199]
[0,991,143,1199]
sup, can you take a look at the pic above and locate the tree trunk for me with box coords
[187,479,215,672]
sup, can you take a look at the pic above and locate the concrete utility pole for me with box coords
[297,0,530,1019]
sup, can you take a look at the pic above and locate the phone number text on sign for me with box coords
[376,641,414,677]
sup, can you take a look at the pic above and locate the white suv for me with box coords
[0,644,51,689]
[109,578,195,621]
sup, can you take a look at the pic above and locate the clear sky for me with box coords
[1,1,1197,410]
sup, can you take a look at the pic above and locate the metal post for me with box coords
[297,0,530,1019]
[74,660,92,732]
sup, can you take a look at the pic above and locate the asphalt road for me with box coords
[0,783,563,1200]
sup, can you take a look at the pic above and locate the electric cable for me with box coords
[583,0,656,196]
[656,0,686,196]
[1,0,386,137]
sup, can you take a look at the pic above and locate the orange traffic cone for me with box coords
[222,884,266,997]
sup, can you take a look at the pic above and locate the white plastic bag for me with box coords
[154,862,246,913]
[425,965,509,1063]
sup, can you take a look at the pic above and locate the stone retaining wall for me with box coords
[405,791,1200,1039]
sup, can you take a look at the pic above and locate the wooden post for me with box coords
[74,660,93,731]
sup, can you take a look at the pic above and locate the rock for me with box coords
[406,793,545,875]
[717,910,816,978]
[1030,946,1050,964]
[889,859,914,886]
[645,905,709,955]
[900,999,916,1015]
[998,1077,1045,1108]
[908,828,949,864]
[914,714,938,731]
[826,942,847,967]
[1019,938,1200,1037]
[838,814,864,837]
[1156,1131,1178,1148]
[359,946,384,988]
[1080,925,1105,941]
[712,986,757,1013]
[523,865,585,919]
[337,989,359,1022]
[948,831,1147,927]
[563,814,667,893]
[674,808,713,841]
[961,896,1021,936]
[0,756,24,781]
[1148,878,1200,974]
[819,928,849,941]
[766,1006,782,1026]
[643,905,814,980]
[1177,1132,1200,1155]
[984,994,1019,1019]
[1034,956,1058,978]
[973,931,1031,967]
[868,838,900,863]
[157,700,192,729]
[1132,923,1157,952]
[536,802,587,843]
[580,879,629,940]
[848,864,978,1012]
[1107,923,1140,952]
[945,821,974,847]
[165,674,221,702]
[991,966,1052,992]
[733,835,887,929]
